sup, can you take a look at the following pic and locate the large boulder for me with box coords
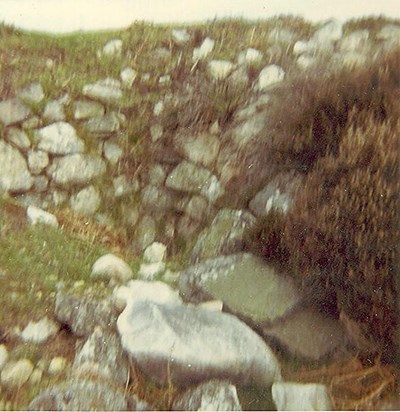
[172,380,242,411]
[0,140,33,193]
[117,300,282,387]
[47,154,106,187]
[180,253,302,323]
[190,209,256,264]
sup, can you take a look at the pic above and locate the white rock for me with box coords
[17,82,45,104]
[113,279,182,311]
[27,150,49,175]
[339,30,369,52]
[193,37,215,61]
[138,262,166,280]
[27,205,58,228]
[208,60,235,80]
[33,176,49,192]
[103,141,123,166]
[28,368,43,385]
[313,19,343,44]
[91,253,133,283]
[20,317,60,344]
[42,100,65,122]
[47,154,106,187]
[102,39,123,57]
[256,65,285,91]
[238,48,263,65]
[150,124,163,142]
[1,359,34,388]
[70,185,101,216]
[297,54,316,69]
[6,127,31,149]
[377,24,400,41]
[272,382,332,411]
[198,300,223,312]
[0,345,9,370]
[143,242,167,263]
[0,140,33,192]
[34,122,84,155]
[112,175,138,197]
[120,67,137,88]
[73,100,105,120]
[82,79,122,103]
[153,101,164,116]
[0,99,31,126]
[172,28,190,44]
[48,357,67,375]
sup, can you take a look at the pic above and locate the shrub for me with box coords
[249,47,400,361]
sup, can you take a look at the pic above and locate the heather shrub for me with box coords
[248,47,400,361]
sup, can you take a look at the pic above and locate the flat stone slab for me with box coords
[262,307,347,361]
[180,253,302,324]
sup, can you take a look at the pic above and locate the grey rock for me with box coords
[32,176,49,192]
[173,380,242,411]
[103,141,123,165]
[256,65,285,91]
[5,127,31,149]
[237,48,263,65]
[73,100,105,120]
[180,253,302,324]
[22,115,41,129]
[267,28,295,44]
[73,327,129,385]
[231,113,266,147]
[91,253,133,283]
[0,345,9,371]
[141,185,175,212]
[102,39,122,57]
[166,161,223,202]
[133,215,156,252]
[120,67,137,88]
[0,99,31,126]
[173,133,220,168]
[208,60,235,81]
[84,112,120,136]
[272,382,332,411]
[185,195,209,222]
[17,82,45,104]
[20,317,60,344]
[42,100,65,122]
[47,154,106,187]
[1,359,34,388]
[176,215,202,241]
[262,307,346,361]
[27,150,49,175]
[150,124,163,142]
[193,37,215,61]
[82,79,123,104]
[339,30,369,52]
[55,291,118,337]
[191,209,255,264]
[117,300,282,387]
[28,380,129,411]
[0,140,33,193]
[313,19,343,44]
[172,28,190,45]
[27,205,58,227]
[70,185,101,216]
[34,122,84,155]
[147,164,166,186]
[113,175,138,197]
[377,24,400,41]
